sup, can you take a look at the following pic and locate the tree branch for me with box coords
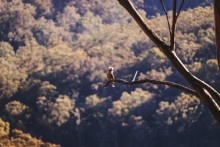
[160,0,172,37]
[116,0,220,122]
[171,0,177,50]
[132,71,138,81]
[176,0,185,19]
[193,76,220,100]
[213,0,220,71]
[170,0,185,50]
[117,0,170,53]
[103,78,199,97]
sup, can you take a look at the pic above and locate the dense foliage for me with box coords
[0,118,59,146]
[0,0,219,146]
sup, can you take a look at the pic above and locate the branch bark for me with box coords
[213,0,220,71]
[171,0,177,50]
[103,78,199,97]
[116,0,220,122]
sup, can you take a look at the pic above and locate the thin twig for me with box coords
[176,0,185,19]
[103,78,199,97]
[171,0,185,50]
[132,71,138,81]
[160,0,172,37]
[117,0,170,53]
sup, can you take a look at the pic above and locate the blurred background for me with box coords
[0,0,219,146]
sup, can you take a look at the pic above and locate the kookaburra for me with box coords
[106,66,115,87]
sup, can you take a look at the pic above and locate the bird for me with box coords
[106,66,115,87]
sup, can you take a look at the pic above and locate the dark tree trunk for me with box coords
[214,0,220,71]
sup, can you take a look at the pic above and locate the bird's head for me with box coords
[108,66,114,71]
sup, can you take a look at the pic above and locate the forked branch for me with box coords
[170,0,185,50]
[116,0,220,122]
[160,0,185,49]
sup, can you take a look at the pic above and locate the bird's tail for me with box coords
[112,82,115,87]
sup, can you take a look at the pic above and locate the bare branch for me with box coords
[213,0,220,71]
[170,0,185,50]
[103,78,199,97]
[171,0,177,50]
[132,71,138,81]
[117,0,170,53]
[160,0,172,37]
[176,0,185,19]
[193,76,220,100]
[117,0,220,122]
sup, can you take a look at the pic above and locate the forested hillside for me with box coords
[0,0,219,147]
